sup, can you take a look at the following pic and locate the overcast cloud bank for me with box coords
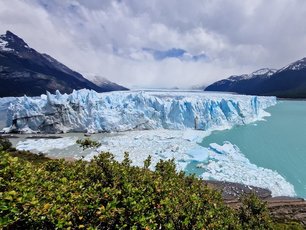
[1,0,306,88]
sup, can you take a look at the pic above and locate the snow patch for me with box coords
[252,68,277,76]
[229,68,277,81]
[0,37,13,52]
[279,58,306,72]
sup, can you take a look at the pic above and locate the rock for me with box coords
[205,180,306,226]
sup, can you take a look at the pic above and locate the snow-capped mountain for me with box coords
[217,68,276,83]
[278,57,306,72]
[2,89,276,133]
[90,75,128,91]
[205,57,306,98]
[0,31,128,97]
[227,68,277,81]
[205,68,277,95]
[0,31,30,52]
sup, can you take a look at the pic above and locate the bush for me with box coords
[239,193,272,229]
[0,137,12,151]
[272,221,304,230]
[0,150,273,229]
[76,138,101,150]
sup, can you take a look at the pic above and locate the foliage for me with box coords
[76,138,101,150]
[0,137,12,151]
[238,193,273,229]
[0,148,275,229]
[272,221,304,230]
[9,150,50,164]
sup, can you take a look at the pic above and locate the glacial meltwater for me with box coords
[200,100,306,198]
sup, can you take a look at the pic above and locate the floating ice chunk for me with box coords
[187,146,209,161]
[83,130,207,172]
[16,137,77,152]
[200,142,296,197]
[208,142,240,155]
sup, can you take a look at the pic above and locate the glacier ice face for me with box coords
[3,89,277,133]
[0,97,17,130]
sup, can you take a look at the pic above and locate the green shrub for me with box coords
[238,193,272,229]
[272,221,304,230]
[76,138,101,150]
[0,150,274,229]
[0,137,12,151]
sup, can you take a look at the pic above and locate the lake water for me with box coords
[200,100,306,198]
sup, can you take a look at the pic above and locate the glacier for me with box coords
[2,89,296,197]
[2,89,276,133]
[0,97,16,130]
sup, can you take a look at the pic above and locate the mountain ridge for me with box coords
[205,57,306,98]
[0,31,128,97]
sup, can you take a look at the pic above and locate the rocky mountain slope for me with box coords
[90,75,128,91]
[0,31,127,97]
[205,58,306,98]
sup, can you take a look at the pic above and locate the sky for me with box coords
[1,0,306,88]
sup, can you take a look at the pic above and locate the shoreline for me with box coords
[205,180,306,225]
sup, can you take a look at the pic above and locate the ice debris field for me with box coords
[0,89,296,197]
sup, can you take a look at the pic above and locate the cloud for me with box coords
[1,0,306,88]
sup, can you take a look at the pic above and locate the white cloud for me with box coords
[1,0,306,88]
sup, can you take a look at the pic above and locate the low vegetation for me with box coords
[0,137,302,229]
[76,138,101,150]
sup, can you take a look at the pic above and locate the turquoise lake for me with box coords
[200,100,306,198]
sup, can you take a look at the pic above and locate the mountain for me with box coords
[0,31,128,97]
[205,68,277,95]
[205,58,306,98]
[90,75,128,91]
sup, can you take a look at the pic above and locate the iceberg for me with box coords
[200,142,296,197]
[16,137,77,153]
[2,89,276,133]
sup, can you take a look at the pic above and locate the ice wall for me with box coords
[3,89,277,133]
[0,97,16,130]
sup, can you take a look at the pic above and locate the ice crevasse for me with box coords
[3,89,277,133]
